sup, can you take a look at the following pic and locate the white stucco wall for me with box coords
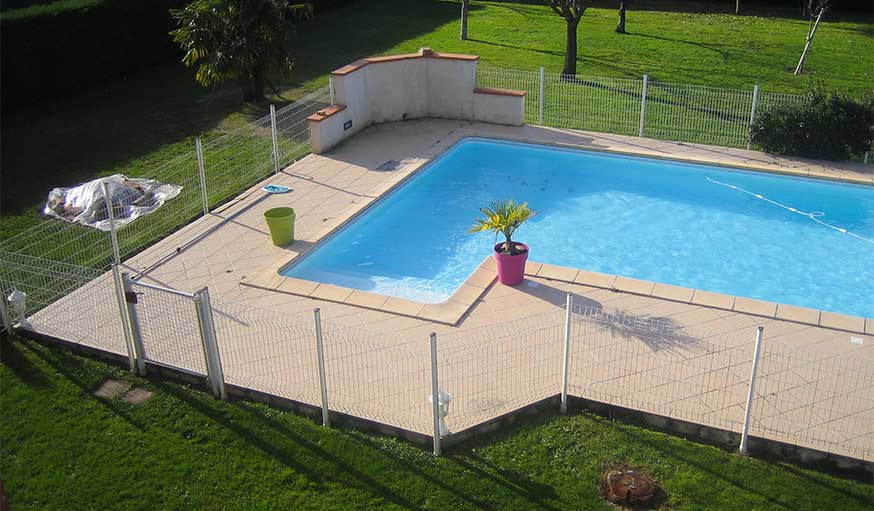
[308,50,525,154]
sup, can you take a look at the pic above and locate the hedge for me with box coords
[1,0,187,110]
[751,87,874,161]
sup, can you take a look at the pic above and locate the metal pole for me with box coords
[121,273,147,376]
[0,286,13,334]
[560,292,573,414]
[100,182,121,267]
[329,75,335,106]
[538,66,545,125]
[194,288,226,400]
[112,264,137,372]
[269,104,281,175]
[195,138,209,215]
[430,332,441,456]
[638,74,648,138]
[314,308,330,427]
[739,325,764,455]
[746,84,760,150]
[865,151,870,165]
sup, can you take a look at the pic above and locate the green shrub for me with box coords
[1,0,187,110]
[751,87,874,161]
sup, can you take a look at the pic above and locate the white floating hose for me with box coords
[705,177,873,245]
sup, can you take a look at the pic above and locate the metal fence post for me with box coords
[638,74,648,138]
[194,287,226,400]
[746,84,760,150]
[329,75,335,106]
[538,66,545,125]
[100,182,122,267]
[0,288,13,334]
[560,292,573,414]
[314,308,330,427]
[195,138,209,215]
[269,104,281,175]
[121,273,147,376]
[740,325,764,455]
[111,264,137,372]
[430,332,441,456]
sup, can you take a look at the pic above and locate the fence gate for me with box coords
[121,273,225,398]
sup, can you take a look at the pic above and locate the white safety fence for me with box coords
[476,66,809,149]
[1,68,871,462]
[0,86,332,319]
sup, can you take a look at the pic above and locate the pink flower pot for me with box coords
[493,242,528,286]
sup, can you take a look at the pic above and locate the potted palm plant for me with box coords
[469,199,534,286]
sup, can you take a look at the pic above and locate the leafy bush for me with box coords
[751,87,874,161]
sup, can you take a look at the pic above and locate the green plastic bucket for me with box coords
[264,207,295,246]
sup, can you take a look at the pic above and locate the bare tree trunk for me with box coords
[460,0,469,40]
[616,1,627,33]
[735,0,740,14]
[562,18,579,76]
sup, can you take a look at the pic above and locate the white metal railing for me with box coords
[476,66,810,149]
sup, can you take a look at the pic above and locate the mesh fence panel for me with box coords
[645,81,753,147]
[568,305,755,433]
[438,310,565,433]
[751,342,874,460]
[132,284,206,375]
[210,300,321,405]
[321,321,431,433]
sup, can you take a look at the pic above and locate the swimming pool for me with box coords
[282,138,874,317]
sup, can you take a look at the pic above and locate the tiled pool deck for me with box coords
[30,119,874,460]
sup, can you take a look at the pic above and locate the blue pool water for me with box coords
[283,138,874,316]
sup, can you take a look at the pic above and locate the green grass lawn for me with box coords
[2,0,871,241]
[2,336,872,510]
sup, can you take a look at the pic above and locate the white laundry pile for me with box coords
[43,174,182,231]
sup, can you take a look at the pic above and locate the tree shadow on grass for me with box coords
[0,336,54,389]
[606,418,874,509]
[155,382,423,510]
[21,339,145,430]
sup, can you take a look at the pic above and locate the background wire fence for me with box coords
[476,66,809,147]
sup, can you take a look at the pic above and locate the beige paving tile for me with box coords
[524,261,543,276]
[276,277,320,296]
[379,297,425,317]
[651,283,694,303]
[449,283,487,305]
[732,297,777,318]
[690,290,735,310]
[574,270,616,289]
[465,267,497,289]
[344,290,389,309]
[536,263,578,282]
[310,283,354,303]
[819,311,866,333]
[612,277,655,296]
[775,304,821,325]
[867,319,874,336]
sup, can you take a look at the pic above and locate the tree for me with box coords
[171,0,295,103]
[615,0,632,34]
[549,0,591,76]
[794,0,830,75]
[460,0,469,40]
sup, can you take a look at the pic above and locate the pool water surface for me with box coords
[282,138,874,317]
